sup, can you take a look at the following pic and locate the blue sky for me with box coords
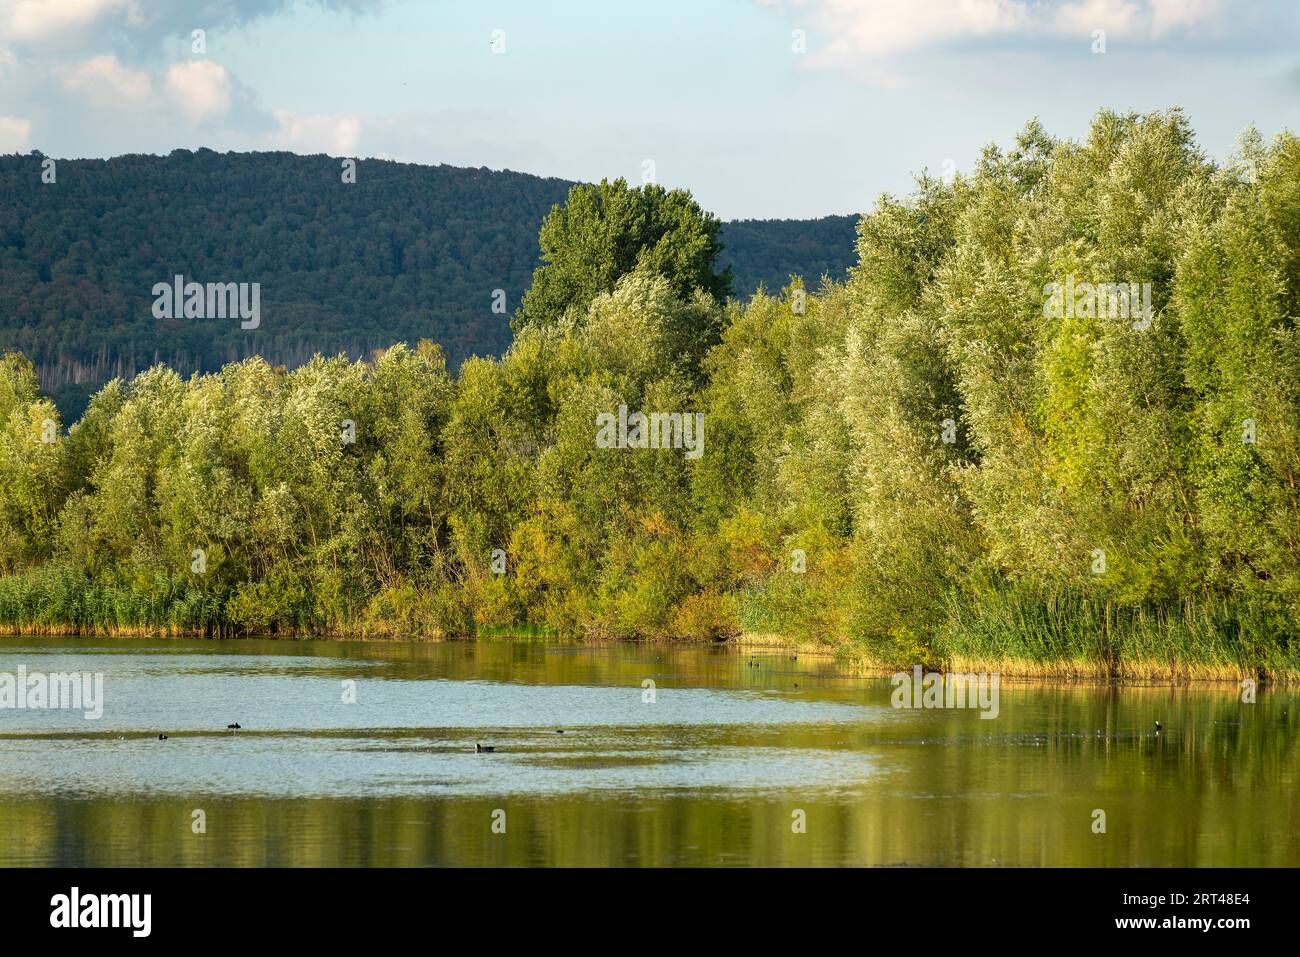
[1,0,1298,218]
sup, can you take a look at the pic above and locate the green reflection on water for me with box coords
[0,637,1295,866]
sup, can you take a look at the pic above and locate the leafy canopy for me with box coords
[515,178,732,332]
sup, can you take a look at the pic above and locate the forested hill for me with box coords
[720,215,858,296]
[0,150,855,416]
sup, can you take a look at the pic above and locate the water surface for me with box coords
[0,637,1295,866]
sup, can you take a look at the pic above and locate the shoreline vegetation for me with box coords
[2,110,1298,683]
[0,623,1283,685]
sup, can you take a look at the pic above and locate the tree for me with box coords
[514,178,732,331]
[0,353,67,572]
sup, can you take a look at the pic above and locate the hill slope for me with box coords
[0,151,856,416]
[719,214,858,296]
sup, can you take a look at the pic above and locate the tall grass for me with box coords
[935,577,1298,681]
[0,566,223,636]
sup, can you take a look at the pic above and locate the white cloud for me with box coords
[1147,0,1225,34]
[0,114,32,151]
[272,110,363,155]
[3,0,383,49]
[249,109,558,175]
[61,53,151,102]
[780,0,1031,58]
[4,0,138,42]
[165,60,232,122]
[1050,0,1224,36]
[1050,0,1147,35]
[770,0,1228,67]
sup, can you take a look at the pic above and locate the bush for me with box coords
[672,590,741,641]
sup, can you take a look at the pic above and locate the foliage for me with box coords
[515,178,731,331]
[1,112,1297,677]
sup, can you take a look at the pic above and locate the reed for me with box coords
[0,566,223,636]
[934,581,1298,682]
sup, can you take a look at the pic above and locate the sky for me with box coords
[1,0,1298,219]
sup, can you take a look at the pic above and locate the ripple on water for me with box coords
[0,647,885,799]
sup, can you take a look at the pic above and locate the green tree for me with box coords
[515,178,732,331]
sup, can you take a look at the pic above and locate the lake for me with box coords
[0,636,1295,866]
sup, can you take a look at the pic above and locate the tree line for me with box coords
[1,110,1296,679]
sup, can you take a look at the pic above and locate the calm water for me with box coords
[0,636,1295,866]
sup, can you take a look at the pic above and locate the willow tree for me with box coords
[1177,132,1300,634]
[0,353,67,572]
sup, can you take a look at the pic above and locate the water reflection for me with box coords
[0,637,1295,866]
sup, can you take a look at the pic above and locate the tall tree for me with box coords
[514,178,732,331]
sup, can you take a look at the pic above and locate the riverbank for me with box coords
[2,559,1294,681]
[1,620,1295,684]
[736,636,1297,684]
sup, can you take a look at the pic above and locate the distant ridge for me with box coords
[0,150,856,418]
